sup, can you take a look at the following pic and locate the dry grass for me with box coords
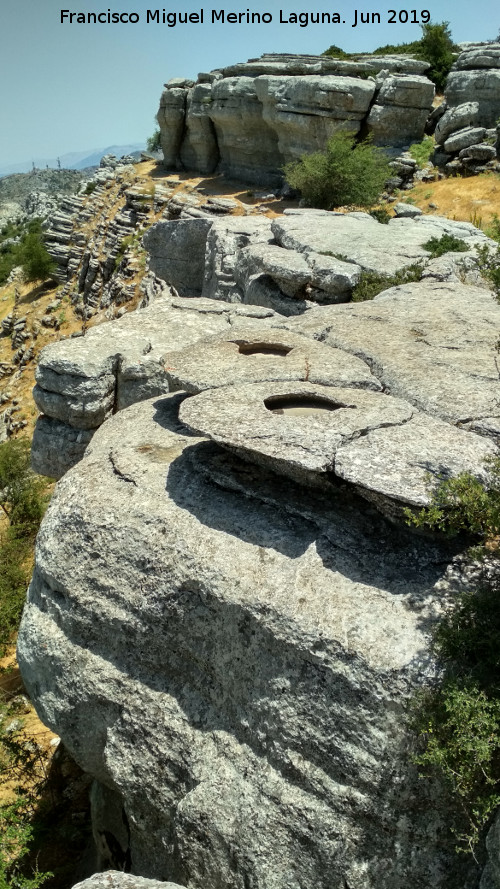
[407,172,500,226]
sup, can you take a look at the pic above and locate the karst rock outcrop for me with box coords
[157,53,435,184]
[18,181,500,889]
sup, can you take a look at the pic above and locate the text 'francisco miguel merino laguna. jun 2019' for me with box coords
[60,8,433,27]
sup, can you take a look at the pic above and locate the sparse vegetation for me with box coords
[0,222,54,286]
[423,233,469,258]
[475,243,500,301]
[371,21,458,89]
[409,136,435,168]
[146,129,161,153]
[351,262,424,302]
[369,207,392,224]
[408,458,500,854]
[0,439,48,655]
[283,132,391,211]
[83,181,97,196]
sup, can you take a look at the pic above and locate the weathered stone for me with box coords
[157,88,188,168]
[271,211,487,277]
[30,296,279,477]
[202,216,274,302]
[454,44,500,70]
[31,416,94,478]
[434,101,480,144]
[288,280,500,434]
[72,873,186,889]
[179,381,494,513]
[180,84,219,174]
[163,328,380,394]
[255,75,375,162]
[393,203,422,218]
[445,71,500,127]
[17,394,479,889]
[459,143,497,161]
[443,126,487,153]
[208,78,281,185]
[143,219,213,296]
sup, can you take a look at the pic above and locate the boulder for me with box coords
[157,88,188,168]
[17,393,479,888]
[367,75,434,147]
[179,380,494,515]
[443,126,487,153]
[72,874,186,889]
[434,101,480,144]
[445,71,500,128]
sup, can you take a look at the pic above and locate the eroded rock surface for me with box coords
[18,395,479,889]
[157,54,435,183]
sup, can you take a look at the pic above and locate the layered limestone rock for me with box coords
[31,211,499,479]
[157,54,435,183]
[31,295,278,477]
[18,394,480,889]
[433,44,500,172]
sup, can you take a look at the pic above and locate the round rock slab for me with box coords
[164,328,381,394]
[179,381,496,515]
[179,381,414,487]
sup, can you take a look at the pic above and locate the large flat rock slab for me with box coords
[287,280,500,438]
[271,212,490,277]
[18,394,475,888]
[179,382,494,516]
[163,328,380,393]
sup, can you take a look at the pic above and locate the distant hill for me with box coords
[0,143,146,178]
[0,169,84,203]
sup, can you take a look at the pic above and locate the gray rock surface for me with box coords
[480,810,500,888]
[445,70,500,127]
[179,381,494,515]
[443,126,487,153]
[72,874,186,889]
[143,220,213,296]
[31,296,278,477]
[156,55,435,183]
[18,394,479,889]
[287,280,500,435]
[163,328,381,394]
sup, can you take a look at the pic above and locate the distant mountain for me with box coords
[0,143,146,178]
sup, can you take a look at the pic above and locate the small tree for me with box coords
[18,232,55,284]
[283,132,391,210]
[418,21,456,91]
[146,129,161,152]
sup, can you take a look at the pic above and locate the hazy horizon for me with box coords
[2,0,498,168]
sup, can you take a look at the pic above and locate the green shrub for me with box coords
[409,136,435,168]
[83,181,97,196]
[422,233,469,258]
[322,44,351,59]
[351,262,423,302]
[419,21,457,91]
[0,439,48,654]
[369,207,391,224]
[405,456,500,540]
[17,233,54,284]
[474,243,500,301]
[146,129,161,152]
[283,132,391,210]
[409,458,500,853]
[485,214,500,244]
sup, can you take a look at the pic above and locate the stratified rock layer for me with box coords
[18,394,478,889]
[157,54,435,183]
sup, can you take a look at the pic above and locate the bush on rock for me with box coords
[283,132,391,210]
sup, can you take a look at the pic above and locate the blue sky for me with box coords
[1,0,498,168]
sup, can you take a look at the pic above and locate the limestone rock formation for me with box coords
[32,210,499,479]
[156,54,435,183]
[18,394,480,889]
[433,44,500,173]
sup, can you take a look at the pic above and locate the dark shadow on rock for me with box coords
[163,438,462,600]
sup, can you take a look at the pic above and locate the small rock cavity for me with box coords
[234,341,293,357]
[264,394,355,417]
